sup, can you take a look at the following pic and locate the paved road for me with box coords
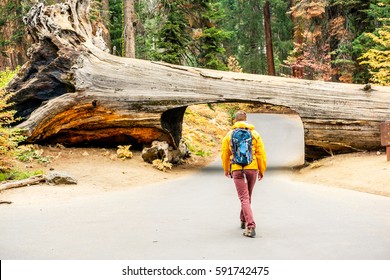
[0,158,389,260]
[247,113,305,168]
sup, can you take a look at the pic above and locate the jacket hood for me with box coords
[232,121,255,130]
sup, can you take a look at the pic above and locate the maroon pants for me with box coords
[232,170,258,229]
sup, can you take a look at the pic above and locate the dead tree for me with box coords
[6,0,390,159]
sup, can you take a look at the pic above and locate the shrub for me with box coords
[15,144,52,164]
[0,67,23,172]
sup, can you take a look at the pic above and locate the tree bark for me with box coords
[6,0,390,160]
[123,0,136,58]
[100,0,111,51]
[0,0,29,70]
[263,0,275,76]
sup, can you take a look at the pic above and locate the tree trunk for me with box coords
[263,0,275,76]
[0,0,29,70]
[123,0,136,58]
[6,0,390,160]
[101,0,111,51]
[289,0,304,78]
[102,0,110,25]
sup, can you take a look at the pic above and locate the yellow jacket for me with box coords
[221,121,267,175]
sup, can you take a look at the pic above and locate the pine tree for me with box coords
[145,0,229,70]
[152,1,191,65]
[358,0,390,85]
[236,0,267,74]
[109,0,124,56]
[270,0,294,76]
[220,0,293,75]
[329,0,376,83]
[190,0,230,70]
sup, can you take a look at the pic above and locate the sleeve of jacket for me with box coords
[253,131,267,175]
[221,132,232,172]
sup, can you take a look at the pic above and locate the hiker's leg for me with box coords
[245,170,258,204]
[240,210,245,223]
[233,171,256,229]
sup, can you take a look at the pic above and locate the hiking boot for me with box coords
[243,228,256,238]
[241,221,246,229]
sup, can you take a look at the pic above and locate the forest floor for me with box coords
[292,151,390,197]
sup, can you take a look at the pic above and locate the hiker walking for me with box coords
[221,110,267,238]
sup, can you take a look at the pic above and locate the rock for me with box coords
[142,141,169,163]
[45,171,78,185]
[142,141,190,164]
[168,140,190,164]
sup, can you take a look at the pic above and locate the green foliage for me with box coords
[3,0,390,90]
[15,145,52,164]
[357,1,390,85]
[268,0,294,75]
[152,2,191,64]
[135,1,161,60]
[236,0,267,74]
[0,67,18,89]
[0,169,43,182]
[0,67,25,171]
[109,0,124,56]
[194,1,230,70]
[136,0,230,70]
[217,0,293,75]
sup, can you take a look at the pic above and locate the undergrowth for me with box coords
[0,68,46,182]
[182,103,244,158]
[0,169,44,182]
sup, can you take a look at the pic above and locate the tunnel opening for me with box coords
[181,102,306,168]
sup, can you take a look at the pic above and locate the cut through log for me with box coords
[5,0,390,160]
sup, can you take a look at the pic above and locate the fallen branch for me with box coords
[0,175,45,192]
[0,201,13,204]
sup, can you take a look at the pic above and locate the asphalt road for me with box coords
[0,159,389,260]
[247,113,305,168]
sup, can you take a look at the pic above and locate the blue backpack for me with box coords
[230,128,253,169]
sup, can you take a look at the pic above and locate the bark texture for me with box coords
[123,0,136,58]
[6,0,390,159]
[263,0,275,76]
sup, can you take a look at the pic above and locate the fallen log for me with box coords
[6,0,390,159]
[0,175,45,192]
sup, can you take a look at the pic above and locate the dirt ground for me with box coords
[1,147,389,205]
[292,151,390,197]
[0,146,214,205]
